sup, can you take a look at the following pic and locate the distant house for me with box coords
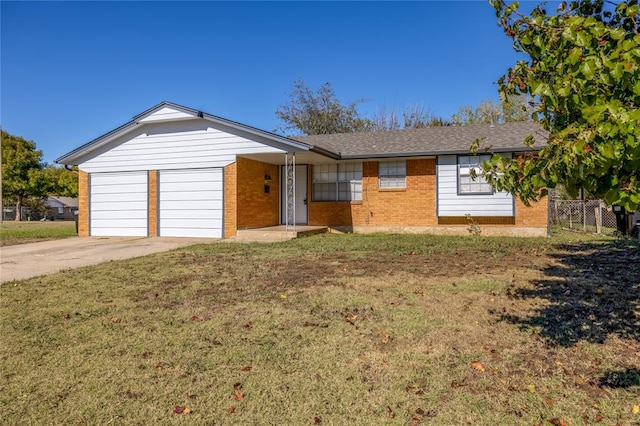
[56,102,549,238]
[46,196,78,220]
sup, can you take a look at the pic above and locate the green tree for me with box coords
[42,165,78,198]
[485,0,640,211]
[452,97,533,125]
[1,130,48,221]
[276,80,373,135]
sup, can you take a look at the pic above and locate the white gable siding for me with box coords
[437,155,514,217]
[77,120,286,173]
[138,106,196,124]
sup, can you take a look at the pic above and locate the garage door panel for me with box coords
[90,186,147,195]
[92,201,148,211]
[160,199,223,210]
[91,210,148,220]
[89,226,149,237]
[160,209,223,220]
[161,191,222,202]
[90,171,148,237]
[160,182,222,192]
[160,191,222,202]
[92,192,148,203]
[91,173,147,186]
[91,218,148,228]
[159,168,223,238]
[160,227,222,238]
[161,170,222,181]
[161,218,221,228]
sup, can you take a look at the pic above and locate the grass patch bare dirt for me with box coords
[1,233,638,425]
[0,220,77,246]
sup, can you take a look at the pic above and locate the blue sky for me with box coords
[1,1,532,164]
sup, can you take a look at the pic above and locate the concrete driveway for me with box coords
[0,237,215,283]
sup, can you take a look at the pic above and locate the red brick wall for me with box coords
[78,171,89,236]
[236,158,280,229]
[515,196,548,228]
[148,170,158,237]
[224,163,238,238]
[308,159,438,227]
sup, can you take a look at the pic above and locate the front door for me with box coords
[281,164,308,225]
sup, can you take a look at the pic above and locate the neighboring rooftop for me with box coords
[46,196,79,208]
[295,121,547,159]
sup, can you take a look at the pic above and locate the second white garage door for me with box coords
[159,168,223,238]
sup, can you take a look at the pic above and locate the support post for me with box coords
[284,153,296,232]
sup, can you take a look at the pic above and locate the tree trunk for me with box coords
[15,194,23,221]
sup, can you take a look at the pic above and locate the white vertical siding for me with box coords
[90,171,148,236]
[437,155,514,217]
[77,120,286,173]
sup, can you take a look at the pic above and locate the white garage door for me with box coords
[90,171,148,237]
[159,168,223,238]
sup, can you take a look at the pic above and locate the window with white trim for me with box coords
[378,160,406,189]
[312,163,362,201]
[458,155,493,195]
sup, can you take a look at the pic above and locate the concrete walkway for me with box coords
[0,237,214,283]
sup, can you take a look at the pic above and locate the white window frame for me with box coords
[458,155,493,195]
[378,160,406,189]
[312,163,362,202]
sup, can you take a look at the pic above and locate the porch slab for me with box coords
[232,226,329,243]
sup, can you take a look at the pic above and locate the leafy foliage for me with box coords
[452,96,534,125]
[1,131,77,220]
[42,165,79,198]
[275,80,373,135]
[486,0,640,211]
[1,131,47,220]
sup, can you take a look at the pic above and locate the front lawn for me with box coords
[1,233,638,425]
[0,220,77,246]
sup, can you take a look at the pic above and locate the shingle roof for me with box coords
[47,196,79,208]
[295,121,547,159]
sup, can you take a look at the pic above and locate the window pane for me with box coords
[312,163,363,201]
[379,160,406,189]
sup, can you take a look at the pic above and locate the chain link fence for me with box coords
[549,199,618,234]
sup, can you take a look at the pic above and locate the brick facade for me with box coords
[236,157,280,229]
[148,170,158,237]
[308,159,438,228]
[77,171,89,236]
[224,162,238,238]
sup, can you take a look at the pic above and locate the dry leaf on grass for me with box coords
[234,391,244,400]
[386,406,395,418]
[549,418,567,426]
[227,406,236,414]
[471,361,485,373]
[633,405,640,414]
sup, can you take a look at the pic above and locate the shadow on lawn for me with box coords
[499,238,640,347]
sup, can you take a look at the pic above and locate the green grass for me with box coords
[1,233,638,425]
[0,220,77,246]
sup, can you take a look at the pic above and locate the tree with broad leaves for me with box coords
[483,0,640,212]
[2,130,47,221]
[1,131,77,221]
[275,80,373,135]
[452,96,534,125]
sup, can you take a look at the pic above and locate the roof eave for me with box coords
[55,119,139,165]
[337,145,542,160]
